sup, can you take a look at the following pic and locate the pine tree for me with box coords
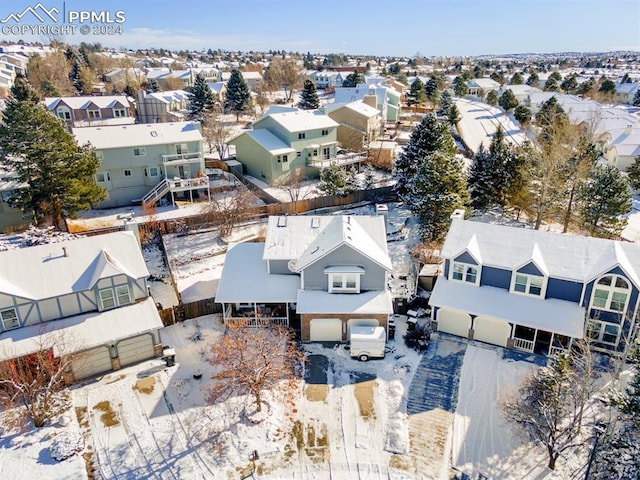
[438,91,452,115]
[224,69,252,121]
[186,74,215,123]
[407,78,426,107]
[393,114,456,197]
[468,145,494,210]
[0,81,106,229]
[403,151,469,241]
[146,78,159,93]
[424,76,440,104]
[578,163,632,238]
[447,104,461,127]
[510,72,524,85]
[297,79,320,110]
[453,76,468,96]
[633,89,640,107]
[362,164,376,190]
[498,89,518,113]
[486,90,498,106]
[627,156,640,190]
[513,104,532,125]
[318,164,353,196]
[526,71,540,88]
[342,72,364,87]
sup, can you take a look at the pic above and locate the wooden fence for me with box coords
[158,298,222,326]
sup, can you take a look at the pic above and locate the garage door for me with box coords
[72,346,112,380]
[117,334,154,367]
[437,308,471,338]
[347,318,379,339]
[310,318,343,342]
[474,316,510,347]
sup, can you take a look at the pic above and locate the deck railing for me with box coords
[513,337,534,352]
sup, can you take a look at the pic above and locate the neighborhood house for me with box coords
[215,215,394,342]
[0,231,164,381]
[429,219,640,356]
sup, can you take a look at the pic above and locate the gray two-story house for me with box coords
[0,231,164,381]
[73,121,207,208]
[429,219,640,356]
[45,95,135,129]
[215,215,394,342]
[228,107,340,185]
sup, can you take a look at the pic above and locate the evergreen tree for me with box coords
[453,76,468,96]
[490,71,505,85]
[224,69,252,121]
[342,72,364,87]
[438,91,452,115]
[186,74,215,123]
[486,90,498,106]
[318,165,354,196]
[544,77,560,92]
[424,76,439,104]
[0,81,106,229]
[362,164,376,190]
[514,104,532,125]
[560,74,578,93]
[393,114,456,196]
[407,77,426,107]
[633,89,640,107]
[498,89,518,113]
[403,151,469,241]
[626,156,640,190]
[468,145,494,210]
[599,78,616,97]
[146,78,159,93]
[578,164,631,237]
[526,71,540,88]
[447,104,461,127]
[297,79,320,110]
[510,72,524,85]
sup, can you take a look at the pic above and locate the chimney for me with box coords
[62,247,68,257]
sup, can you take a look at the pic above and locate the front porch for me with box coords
[511,325,572,357]
[222,302,290,327]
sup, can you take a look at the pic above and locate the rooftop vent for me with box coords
[311,217,320,228]
[277,216,287,227]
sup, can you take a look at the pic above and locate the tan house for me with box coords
[324,100,383,152]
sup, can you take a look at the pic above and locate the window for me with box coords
[298,133,306,139]
[133,147,146,156]
[95,172,110,183]
[451,262,479,285]
[57,108,70,120]
[113,108,126,118]
[94,151,104,161]
[297,151,301,157]
[124,169,133,177]
[88,109,101,119]
[176,143,188,155]
[99,289,115,309]
[591,275,630,312]
[322,147,330,160]
[145,167,159,177]
[512,273,544,297]
[328,273,360,293]
[321,129,329,136]
[99,285,131,310]
[1,308,19,330]
[588,320,621,346]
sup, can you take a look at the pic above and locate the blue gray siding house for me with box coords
[429,219,640,355]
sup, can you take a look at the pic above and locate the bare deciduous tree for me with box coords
[503,342,598,470]
[205,322,303,412]
[0,330,81,427]
[263,57,304,103]
[205,189,258,237]
[274,167,314,202]
[201,107,232,160]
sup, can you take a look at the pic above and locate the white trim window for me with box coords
[113,108,126,118]
[511,273,545,297]
[145,167,159,177]
[450,261,479,285]
[590,275,630,313]
[176,143,188,155]
[56,107,71,120]
[325,266,364,293]
[99,285,131,310]
[95,172,110,183]
[588,319,621,346]
[133,147,146,156]
[88,109,101,119]
[1,308,19,330]
[123,169,133,177]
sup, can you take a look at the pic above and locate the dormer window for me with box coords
[450,261,479,285]
[325,266,364,293]
[590,275,630,313]
[511,273,545,297]
[1,308,19,331]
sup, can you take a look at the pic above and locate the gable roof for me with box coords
[442,220,640,286]
[44,95,131,111]
[0,231,148,300]
[324,100,380,118]
[255,108,338,133]
[233,129,296,155]
[73,121,202,149]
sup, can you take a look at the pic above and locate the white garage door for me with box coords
[72,346,112,380]
[347,318,379,338]
[474,316,510,347]
[117,334,154,367]
[310,318,343,342]
[437,308,472,338]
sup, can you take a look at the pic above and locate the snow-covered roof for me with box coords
[294,216,392,272]
[0,297,163,361]
[443,219,640,286]
[466,78,501,90]
[259,108,339,133]
[263,215,391,271]
[0,231,149,300]
[44,95,130,111]
[240,129,296,155]
[73,122,202,150]
[73,117,136,127]
[143,90,190,103]
[296,289,393,314]
[430,278,584,338]
[608,126,640,157]
[324,100,380,118]
[215,243,299,303]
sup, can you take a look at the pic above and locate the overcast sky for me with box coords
[1,0,639,56]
